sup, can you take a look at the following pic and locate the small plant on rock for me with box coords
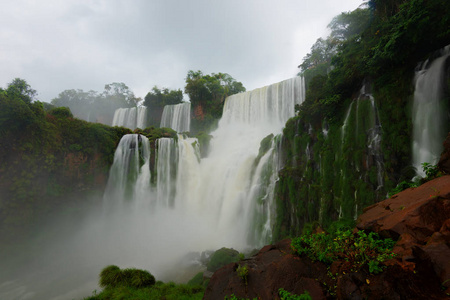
[291,230,396,274]
[236,264,249,286]
[279,288,312,300]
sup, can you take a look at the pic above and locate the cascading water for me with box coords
[331,83,384,220]
[160,102,191,132]
[104,76,305,254]
[412,46,450,177]
[103,134,151,207]
[0,77,304,300]
[112,106,148,130]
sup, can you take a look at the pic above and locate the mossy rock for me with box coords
[207,248,240,272]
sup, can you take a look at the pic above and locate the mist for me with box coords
[0,76,304,300]
[0,191,213,300]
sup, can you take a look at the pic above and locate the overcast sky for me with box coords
[0,0,363,102]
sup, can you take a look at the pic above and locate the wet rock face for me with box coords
[205,176,450,299]
[438,132,450,174]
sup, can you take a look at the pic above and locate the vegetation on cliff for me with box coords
[0,79,132,238]
[0,79,180,240]
[143,86,184,127]
[184,70,246,133]
[273,0,450,240]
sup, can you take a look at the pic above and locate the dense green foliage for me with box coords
[0,79,132,238]
[143,86,184,126]
[144,86,183,108]
[184,70,245,133]
[291,229,396,274]
[85,281,204,300]
[85,265,203,300]
[99,265,156,289]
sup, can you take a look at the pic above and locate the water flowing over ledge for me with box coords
[112,106,148,130]
[103,77,305,257]
[412,46,450,176]
[160,102,191,133]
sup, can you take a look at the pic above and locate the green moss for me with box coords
[207,248,240,272]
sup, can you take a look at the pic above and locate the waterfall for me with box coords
[103,134,151,207]
[412,46,450,177]
[0,77,305,299]
[160,102,191,132]
[336,84,384,219]
[103,77,304,253]
[112,106,148,130]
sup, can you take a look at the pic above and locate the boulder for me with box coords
[204,239,327,300]
[357,175,450,294]
[205,176,450,299]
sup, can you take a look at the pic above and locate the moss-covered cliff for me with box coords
[0,89,131,238]
[273,0,450,240]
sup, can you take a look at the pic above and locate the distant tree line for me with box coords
[50,71,245,133]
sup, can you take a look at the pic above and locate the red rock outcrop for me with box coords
[194,104,205,120]
[357,175,450,295]
[204,239,328,299]
[204,176,450,299]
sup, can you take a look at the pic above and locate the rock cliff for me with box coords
[205,175,450,299]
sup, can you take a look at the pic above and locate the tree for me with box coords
[102,82,140,107]
[184,70,245,108]
[327,8,372,42]
[143,86,183,108]
[299,38,336,72]
[184,70,245,132]
[6,78,37,104]
[51,82,141,125]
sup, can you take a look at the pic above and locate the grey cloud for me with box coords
[0,0,363,101]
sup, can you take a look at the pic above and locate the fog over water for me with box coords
[0,77,304,300]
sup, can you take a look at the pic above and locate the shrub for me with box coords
[291,230,396,274]
[388,180,419,197]
[99,265,155,289]
[422,162,442,181]
[99,265,123,288]
[279,288,312,300]
[48,106,73,118]
[236,264,248,285]
[122,268,156,288]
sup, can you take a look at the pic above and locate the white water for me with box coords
[160,102,191,132]
[103,76,305,254]
[0,77,304,300]
[412,46,450,176]
[112,106,148,130]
